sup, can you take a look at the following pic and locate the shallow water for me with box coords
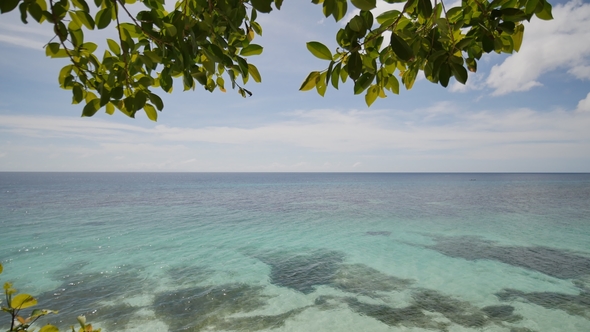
[1,173,590,331]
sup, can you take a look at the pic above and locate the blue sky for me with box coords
[0,0,589,172]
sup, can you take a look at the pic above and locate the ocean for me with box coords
[1,173,589,331]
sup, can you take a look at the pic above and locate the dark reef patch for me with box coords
[412,289,487,327]
[152,284,270,331]
[344,297,445,329]
[33,265,146,330]
[332,263,413,297]
[481,305,515,319]
[212,307,310,331]
[426,235,590,279]
[366,231,391,236]
[339,288,522,330]
[166,265,214,287]
[256,249,345,294]
[481,305,522,323]
[254,249,414,297]
[496,288,590,319]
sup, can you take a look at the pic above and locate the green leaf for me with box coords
[55,21,68,42]
[82,99,101,117]
[446,6,463,22]
[512,24,524,52]
[71,0,89,11]
[450,63,468,84]
[240,44,263,56]
[251,0,273,13]
[31,309,58,318]
[387,75,399,94]
[323,0,335,17]
[438,63,451,87]
[72,84,84,104]
[376,10,401,25]
[390,33,414,61]
[306,41,332,61]
[251,22,262,35]
[300,71,320,91]
[402,67,417,90]
[105,102,115,115]
[95,7,112,29]
[349,15,366,32]
[316,72,327,96]
[80,42,97,54]
[340,64,348,83]
[39,325,59,332]
[45,42,60,56]
[326,61,334,85]
[107,39,121,55]
[18,2,28,24]
[0,263,3,274]
[482,34,494,53]
[351,0,376,11]
[58,65,73,85]
[134,91,147,109]
[466,57,477,72]
[163,23,177,37]
[535,1,553,20]
[347,52,362,80]
[236,56,249,78]
[99,87,111,106]
[148,93,164,110]
[0,0,20,13]
[28,2,43,22]
[159,69,173,93]
[248,64,262,82]
[111,86,123,100]
[75,10,94,29]
[365,85,379,106]
[144,103,157,121]
[11,294,37,309]
[332,0,347,21]
[331,62,341,89]
[69,28,83,47]
[417,0,432,19]
[354,72,375,94]
[525,0,539,15]
[275,0,283,10]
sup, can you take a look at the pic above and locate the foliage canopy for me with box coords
[1,263,98,332]
[0,0,553,120]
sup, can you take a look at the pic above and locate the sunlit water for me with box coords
[1,173,590,331]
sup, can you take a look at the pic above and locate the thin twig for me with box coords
[114,0,168,47]
[114,2,132,90]
[48,0,98,91]
[440,0,458,53]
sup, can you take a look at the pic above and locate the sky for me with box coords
[0,0,589,172]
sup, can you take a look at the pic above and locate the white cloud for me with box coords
[450,71,486,93]
[1,101,590,171]
[0,22,54,50]
[486,0,590,95]
[576,92,590,112]
[568,65,590,80]
[0,34,45,50]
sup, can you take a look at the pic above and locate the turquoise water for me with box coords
[1,173,590,331]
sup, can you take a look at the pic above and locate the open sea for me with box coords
[1,173,590,332]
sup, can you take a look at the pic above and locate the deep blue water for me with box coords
[1,173,590,331]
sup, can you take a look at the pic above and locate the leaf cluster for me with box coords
[302,0,553,106]
[0,0,282,120]
[0,0,553,118]
[0,263,98,332]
